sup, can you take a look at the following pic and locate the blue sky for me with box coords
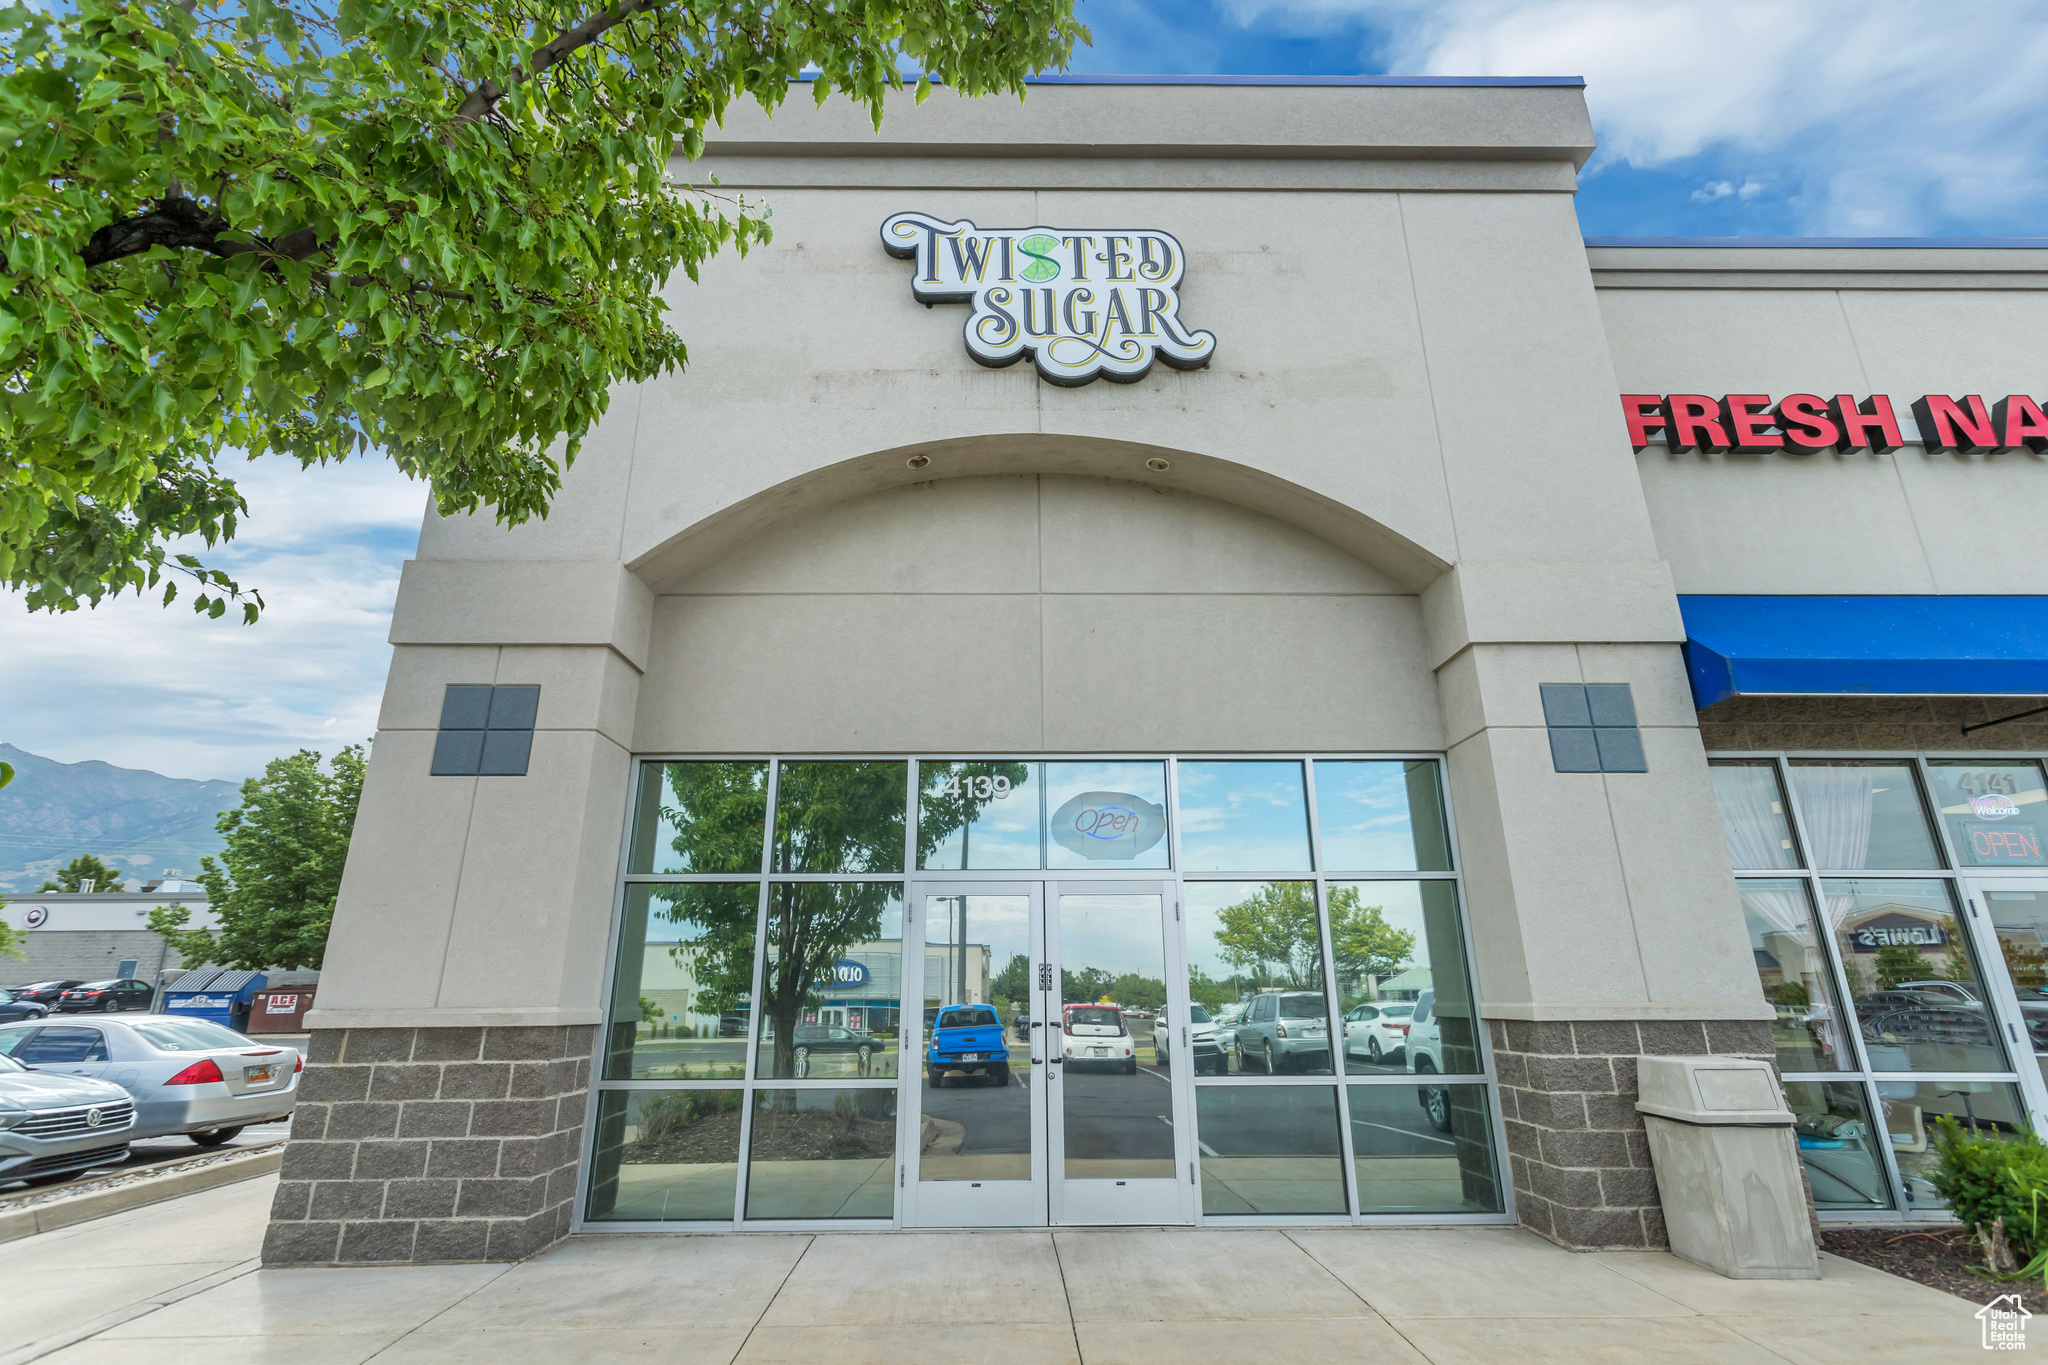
[4,0,2044,780]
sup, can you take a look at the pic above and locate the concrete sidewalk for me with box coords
[0,1174,1992,1363]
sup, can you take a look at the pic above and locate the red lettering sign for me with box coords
[1623,393,2046,454]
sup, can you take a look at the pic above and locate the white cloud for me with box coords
[1692,177,1765,204]
[1229,1,2048,234]
[0,456,426,782]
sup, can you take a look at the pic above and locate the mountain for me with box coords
[0,744,244,894]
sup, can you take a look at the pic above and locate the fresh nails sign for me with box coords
[881,212,1216,386]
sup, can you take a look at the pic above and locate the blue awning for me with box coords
[1679,596,2048,709]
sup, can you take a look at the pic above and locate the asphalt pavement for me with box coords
[917,1058,1451,1164]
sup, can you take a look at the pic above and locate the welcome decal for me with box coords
[881,212,1216,386]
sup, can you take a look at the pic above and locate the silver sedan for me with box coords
[0,1052,136,1186]
[0,1016,300,1145]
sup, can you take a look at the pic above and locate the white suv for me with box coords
[1403,988,1451,1132]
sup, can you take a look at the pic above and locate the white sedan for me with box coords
[0,1016,300,1145]
[1342,1002,1416,1065]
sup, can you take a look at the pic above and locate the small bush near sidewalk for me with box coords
[1928,1116,2048,1277]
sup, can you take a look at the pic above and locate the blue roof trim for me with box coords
[788,72,1585,88]
[1587,236,2048,249]
[1024,74,1585,87]
[1678,597,2048,709]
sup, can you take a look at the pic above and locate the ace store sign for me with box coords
[882,212,1217,386]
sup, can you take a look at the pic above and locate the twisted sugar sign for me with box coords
[881,212,1217,386]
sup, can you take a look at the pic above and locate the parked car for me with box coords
[1232,991,1329,1073]
[927,1004,1010,1087]
[717,1011,748,1038]
[0,1017,299,1146]
[1062,1004,1136,1074]
[1342,1002,1416,1065]
[1404,989,1451,1132]
[54,979,157,1013]
[0,989,49,1024]
[790,1025,881,1078]
[0,1050,135,1187]
[10,980,84,1007]
[1153,1003,1228,1074]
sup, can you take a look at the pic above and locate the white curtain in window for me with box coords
[1713,765,1794,870]
[1791,765,1876,870]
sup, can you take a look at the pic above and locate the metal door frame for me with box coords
[900,880,1048,1228]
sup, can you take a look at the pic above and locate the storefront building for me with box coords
[263,78,2048,1265]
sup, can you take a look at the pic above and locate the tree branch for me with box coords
[450,0,664,126]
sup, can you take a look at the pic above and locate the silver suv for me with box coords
[0,1051,135,1187]
[1231,991,1329,1073]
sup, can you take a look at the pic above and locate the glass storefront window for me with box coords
[772,760,907,874]
[1313,760,1452,872]
[1783,1080,1891,1212]
[595,751,1493,1227]
[1196,1085,1347,1215]
[1709,760,1801,870]
[1927,761,2048,868]
[1738,879,1851,1074]
[604,884,757,1081]
[1825,878,2008,1074]
[744,1089,897,1219]
[1788,760,1942,870]
[586,1089,742,1222]
[918,761,1041,869]
[1983,889,2048,1087]
[1043,761,1170,869]
[1184,881,1329,1074]
[1329,881,1479,1077]
[1176,760,1312,872]
[1348,1083,1502,1214]
[1881,1081,2033,1212]
[627,761,767,874]
[756,884,903,1080]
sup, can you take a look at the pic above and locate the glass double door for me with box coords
[903,881,1195,1227]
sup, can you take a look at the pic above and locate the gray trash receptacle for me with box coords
[1636,1055,1819,1280]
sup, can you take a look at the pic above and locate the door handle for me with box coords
[1048,1056,1063,1064]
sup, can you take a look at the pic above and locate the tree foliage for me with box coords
[39,852,123,892]
[2,0,1086,619]
[148,744,366,969]
[649,759,999,1079]
[1211,883,1415,998]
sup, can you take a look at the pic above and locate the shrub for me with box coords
[1930,1116,2048,1261]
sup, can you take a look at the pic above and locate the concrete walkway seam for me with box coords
[0,1144,286,1245]
[0,1258,262,1365]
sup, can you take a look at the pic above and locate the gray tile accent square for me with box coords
[1585,683,1638,727]
[439,684,494,730]
[1540,683,1592,727]
[1594,728,1648,773]
[430,729,485,777]
[480,729,534,777]
[1548,728,1602,773]
[487,685,541,730]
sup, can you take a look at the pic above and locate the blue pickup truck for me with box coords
[926,1005,1011,1088]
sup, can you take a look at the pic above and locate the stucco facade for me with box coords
[274,79,2048,1264]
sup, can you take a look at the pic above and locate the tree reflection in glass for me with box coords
[758,884,903,1080]
[630,761,768,873]
[605,883,756,1081]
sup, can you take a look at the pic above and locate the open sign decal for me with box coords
[1051,791,1166,861]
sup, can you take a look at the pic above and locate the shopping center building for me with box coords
[265,77,2048,1265]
